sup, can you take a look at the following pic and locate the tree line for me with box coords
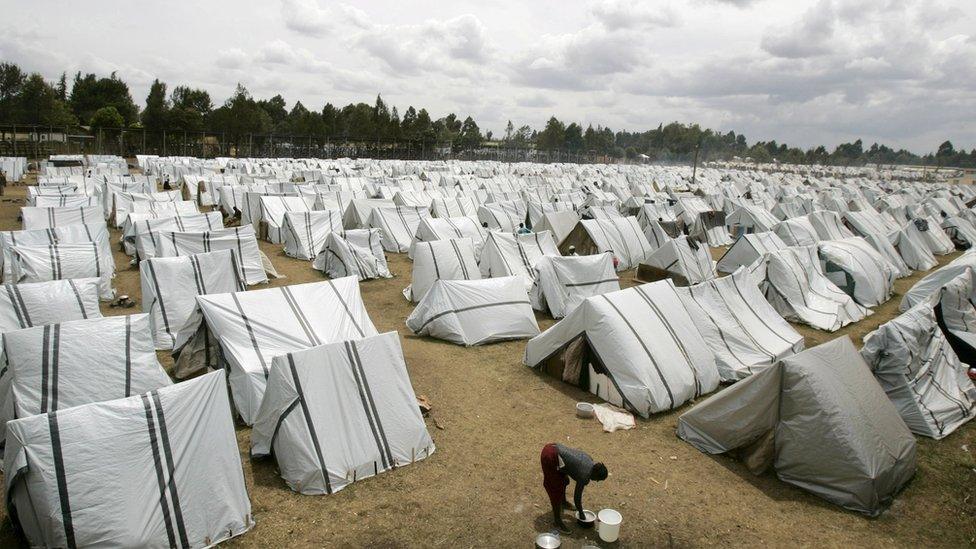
[1,61,974,168]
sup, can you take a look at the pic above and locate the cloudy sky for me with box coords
[2,0,974,152]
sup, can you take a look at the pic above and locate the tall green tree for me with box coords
[68,71,138,125]
[141,79,169,131]
[537,116,566,150]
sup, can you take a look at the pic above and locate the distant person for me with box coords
[567,246,578,256]
[517,222,531,235]
[0,169,6,196]
[482,221,489,229]
[540,443,607,533]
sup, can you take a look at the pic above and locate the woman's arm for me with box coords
[573,482,585,518]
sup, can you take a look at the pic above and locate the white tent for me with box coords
[676,269,804,382]
[817,237,897,307]
[369,205,432,253]
[772,215,819,247]
[3,371,254,547]
[559,217,652,271]
[860,231,913,278]
[0,314,173,458]
[128,211,224,260]
[932,265,976,355]
[755,246,870,331]
[258,195,315,244]
[530,253,619,319]
[0,222,113,282]
[155,225,272,285]
[861,300,976,439]
[8,243,114,300]
[809,210,854,241]
[478,200,527,231]
[282,210,343,260]
[406,276,540,346]
[892,224,938,271]
[140,250,246,350]
[641,236,716,285]
[21,206,102,230]
[642,219,677,252]
[343,198,395,230]
[479,230,560,290]
[534,210,580,246]
[941,215,976,249]
[111,190,184,227]
[0,278,101,337]
[175,279,378,424]
[431,196,477,218]
[900,252,976,311]
[677,337,916,517]
[403,238,481,302]
[411,216,488,259]
[313,229,391,281]
[523,281,721,417]
[726,205,779,236]
[912,217,955,255]
[716,232,787,274]
[251,332,435,494]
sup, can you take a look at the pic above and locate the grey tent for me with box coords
[3,371,253,547]
[252,332,435,495]
[678,337,916,516]
[861,300,976,439]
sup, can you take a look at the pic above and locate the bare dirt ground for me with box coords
[0,179,973,548]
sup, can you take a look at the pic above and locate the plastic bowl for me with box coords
[577,509,596,529]
[576,402,595,419]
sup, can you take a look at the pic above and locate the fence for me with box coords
[0,124,605,164]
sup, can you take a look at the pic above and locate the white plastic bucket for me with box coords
[597,508,622,542]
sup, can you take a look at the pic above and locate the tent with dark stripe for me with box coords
[641,235,717,285]
[251,331,434,495]
[817,237,897,307]
[154,225,273,286]
[678,336,916,517]
[0,314,172,463]
[716,232,787,274]
[21,205,102,231]
[478,230,561,291]
[477,200,527,232]
[0,278,101,339]
[8,242,115,300]
[257,195,315,244]
[3,370,253,548]
[860,299,976,439]
[403,237,481,303]
[530,253,619,319]
[173,278,378,424]
[368,205,431,253]
[140,250,246,350]
[0,222,113,282]
[406,276,540,346]
[410,216,488,259]
[675,269,804,382]
[523,280,721,417]
[313,229,391,281]
[752,245,870,331]
[282,209,343,260]
[125,211,223,259]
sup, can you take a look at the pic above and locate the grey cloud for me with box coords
[591,0,680,31]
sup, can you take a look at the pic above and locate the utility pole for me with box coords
[691,139,702,186]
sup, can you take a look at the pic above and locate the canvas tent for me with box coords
[251,332,435,494]
[0,279,101,337]
[817,237,897,307]
[403,238,481,303]
[558,217,651,271]
[861,301,976,439]
[773,216,820,247]
[477,200,527,232]
[431,196,477,218]
[258,195,314,244]
[677,336,916,517]
[154,225,274,286]
[0,314,173,459]
[411,216,488,259]
[900,252,976,311]
[530,253,619,319]
[716,232,787,274]
[479,230,560,290]
[534,210,580,246]
[0,223,113,282]
[313,229,391,281]
[809,210,854,241]
[174,279,378,424]
[282,210,343,260]
[523,281,721,417]
[140,250,246,350]
[675,269,804,382]
[755,246,869,331]
[8,242,114,300]
[941,215,976,249]
[21,206,102,230]
[640,236,716,285]
[912,217,955,256]
[3,371,254,548]
[369,205,431,253]
[406,276,540,346]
